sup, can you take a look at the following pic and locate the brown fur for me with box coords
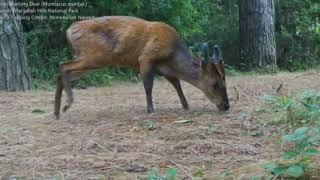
[54,16,229,119]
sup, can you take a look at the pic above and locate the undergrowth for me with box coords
[261,91,320,179]
[261,91,320,128]
[218,90,320,179]
[32,68,139,90]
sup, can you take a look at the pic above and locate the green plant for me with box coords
[261,91,320,128]
[261,91,320,178]
[147,168,178,180]
[276,0,320,71]
[263,126,320,178]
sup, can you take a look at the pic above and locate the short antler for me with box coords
[211,45,222,63]
[213,45,220,57]
[201,43,210,62]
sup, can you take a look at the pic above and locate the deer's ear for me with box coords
[213,45,220,58]
[212,59,226,81]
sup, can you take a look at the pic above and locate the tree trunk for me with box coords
[0,0,32,91]
[240,0,277,70]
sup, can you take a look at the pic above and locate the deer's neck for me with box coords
[180,65,201,86]
[170,42,204,90]
[173,57,203,90]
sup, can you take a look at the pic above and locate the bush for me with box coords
[262,91,320,128]
[262,91,320,179]
[276,0,320,70]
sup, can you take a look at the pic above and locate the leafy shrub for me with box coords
[276,0,320,70]
[264,126,320,178]
[262,91,320,178]
[262,91,320,128]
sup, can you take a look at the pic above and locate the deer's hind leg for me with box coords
[59,58,103,113]
[54,75,64,120]
[54,69,86,119]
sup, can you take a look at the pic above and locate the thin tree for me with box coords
[0,0,32,90]
[240,0,277,70]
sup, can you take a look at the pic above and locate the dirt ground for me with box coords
[1,71,320,179]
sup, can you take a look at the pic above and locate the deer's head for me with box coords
[198,44,230,111]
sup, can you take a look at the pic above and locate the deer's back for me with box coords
[67,16,180,68]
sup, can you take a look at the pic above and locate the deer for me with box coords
[54,16,230,120]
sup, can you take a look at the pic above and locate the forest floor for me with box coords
[1,70,320,179]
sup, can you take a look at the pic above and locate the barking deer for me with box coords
[54,16,229,119]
